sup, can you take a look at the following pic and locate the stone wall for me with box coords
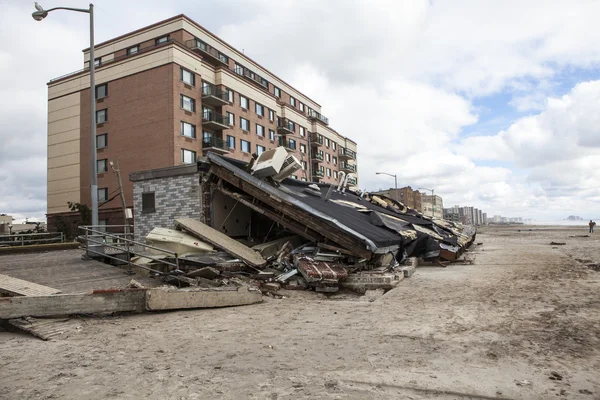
[132,172,202,242]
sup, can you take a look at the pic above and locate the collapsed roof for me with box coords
[203,153,476,264]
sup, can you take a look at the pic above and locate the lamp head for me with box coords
[32,10,47,21]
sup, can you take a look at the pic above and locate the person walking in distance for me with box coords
[589,220,595,233]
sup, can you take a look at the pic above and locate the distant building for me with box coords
[482,212,487,224]
[421,194,443,219]
[371,186,423,212]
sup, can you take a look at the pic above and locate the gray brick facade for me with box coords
[132,169,203,242]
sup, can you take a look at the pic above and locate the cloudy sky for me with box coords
[2,0,600,222]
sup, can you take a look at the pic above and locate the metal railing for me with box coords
[185,38,228,65]
[277,118,295,134]
[341,163,357,172]
[0,232,64,247]
[307,109,329,125]
[313,170,325,178]
[201,84,229,101]
[310,132,323,145]
[202,136,229,151]
[278,137,297,150]
[79,225,180,276]
[313,152,324,161]
[202,110,229,125]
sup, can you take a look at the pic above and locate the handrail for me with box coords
[0,232,64,246]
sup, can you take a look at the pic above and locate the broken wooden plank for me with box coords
[8,317,81,341]
[175,218,266,267]
[145,286,262,310]
[0,274,61,297]
[0,289,146,319]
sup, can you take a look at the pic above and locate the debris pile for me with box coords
[135,153,477,296]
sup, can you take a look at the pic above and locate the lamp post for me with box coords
[33,2,98,227]
[418,187,435,217]
[376,172,398,201]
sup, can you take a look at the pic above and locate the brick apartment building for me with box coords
[46,14,358,228]
[370,186,423,212]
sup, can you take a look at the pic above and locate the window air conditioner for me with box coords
[272,155,302,182]
[251,147,288,177]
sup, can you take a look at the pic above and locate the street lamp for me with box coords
[418,187,435,217]
[376,172,398,201]
[33,2,98,227]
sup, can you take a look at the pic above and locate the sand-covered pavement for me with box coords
[1,225,599,399]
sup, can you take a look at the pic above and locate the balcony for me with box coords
[312,152,324,161]
[185,39,229,67]
[278,137,297,151]
[236,66,269,90]
[340,162,357,173]
[310,132,323,146]
[347,177,357,186]
[202,136,230,155]
[313,169,324,178]
[201,85,229,106]
[339,147,356,160]
[202,110,229,131]
[277,118,295,135]
[307,109,329,125]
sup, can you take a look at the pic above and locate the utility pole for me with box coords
[111,159,133,274]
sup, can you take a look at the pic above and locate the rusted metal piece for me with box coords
[294,256,348,283]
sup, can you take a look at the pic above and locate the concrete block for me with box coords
[400,265,416,278]
[340,272,404,294]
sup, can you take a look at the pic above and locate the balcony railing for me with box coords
[340,163,357,173]
[307,109,329,125]
[202,136,229,153]
[201,84,229,106]
[313,152,324,161]
[339,147,356,159]
[202,110,229,130]
[278,137,297,151]
[277,118,295,135]
[347,177,357,185]
[313,170,325,178]
[310,132,323,146]
[186,39,229,66]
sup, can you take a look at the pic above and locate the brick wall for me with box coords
[132,172,203,241]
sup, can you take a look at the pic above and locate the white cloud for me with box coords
[2,0,600,221]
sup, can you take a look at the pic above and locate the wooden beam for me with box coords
[0,274,61,297]
[0,289,146,319]
[145,286,262,310]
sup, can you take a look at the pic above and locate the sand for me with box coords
[1,225,599,399]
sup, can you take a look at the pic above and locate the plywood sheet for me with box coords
[0,274,61,297]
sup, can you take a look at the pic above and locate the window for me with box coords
[181,68,195,86]
[96,109,107,124]
[181,121,196,138]
[299,126,306,137]
[181,149,196,164]
[227,112,235,126]
[326,153,331,162]
[290,96,296,107]
[180,95,195,112]
[235,64,244,75]
[127,45,139,55]
[97,159,108,174]
[299,102,305,112]
[269,129,275,141]
[255,103,264,116]
[301,177,307,182]
[240,139,250,153]
[203,131,214,144]
[292,175,298,180]
[156,35,169,45]
[333,156,337,165]
[332,142,337,151]
[142,192,155,213]
[95,84,107,99]
[257,145,266,155]
[334,171,338,179]
[289,139,296,150]
[268,109,275,121]
[240,95,249,109]
[286,119,295,132]
[96,133,107,149]
[302,161,307,170]
[274,87,281,98]
[325,138,330,147]
[94,58,101,67]
[256,124,265,137]
[228,89,234,103]
[240,117,250,131]
[219,53,229,64]
[327,168,331,177]
[98,188,108,202]
[300,144,306,153]
[226,135,235,149]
